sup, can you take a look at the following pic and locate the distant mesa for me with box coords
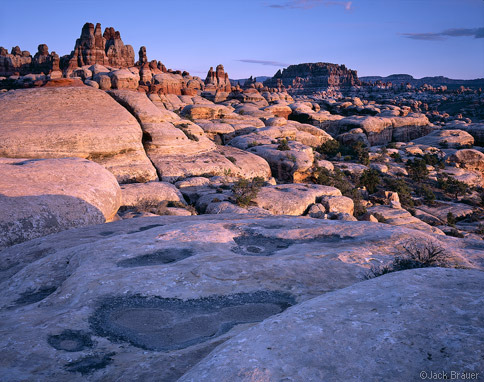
[360,74,484,89]
[263,62,361,94]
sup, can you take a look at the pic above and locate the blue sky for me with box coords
[0,0,482,79]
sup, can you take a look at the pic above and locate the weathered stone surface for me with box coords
[109,68,139,89]
[368,205,444,235]
[321,195,354,215]
[255,184,341,215]
[180,268,484,382]
[413,129,474,148]
[0,215,482,381]
[181,104,232,120]
[0,87,157,183]
[0,157,121,249]
[120,182,185,207]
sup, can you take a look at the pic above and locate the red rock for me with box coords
[205,64,231,93]
[43,78,85,87]
[62,22,135,73]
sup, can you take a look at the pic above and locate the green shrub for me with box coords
[359,168,381,194]
[312,167,353,195]
[316,140,340,157]
[175,125,199,141]
[352,141,370,165]
[384,177,414,208]
[406,158,429,181]
[231,177,265,207]
[438,175,469,199]
[446,228,464,238]
[227,156,237,164]
[373,212,387,223]
[390,152,402,162]
[277,138,290,151]
[447,212,456,227]
[418,184,436,205]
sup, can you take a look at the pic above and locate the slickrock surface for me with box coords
[0,87,157,183]
[0,215,482,381]
[108,89,272,181]
[180,268,484,382]
[0,157,121,249]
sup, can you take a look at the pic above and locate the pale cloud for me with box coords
[237,59,289,67]
[268,0,352,11]
[401,27,484,41]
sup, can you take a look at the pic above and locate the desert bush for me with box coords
[231,177,265,207]
[359,168,381,194]
[175,124,199,141]
[446,228,464,238]
[447,212,456,227]
[277,138,290,151]
[418,184,436,205]
[373,212,387,223]
[438,174,469,199]
[384,177,414,208]
[390,152,402,162]
[312,167,353,195]
[316,139,340,157]
[406,158,429,181]
[365,239,451,279]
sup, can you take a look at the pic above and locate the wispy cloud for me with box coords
[237,59,289,67]
[268,0,352,11]
[401,27,484,41]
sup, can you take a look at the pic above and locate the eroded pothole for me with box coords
[89,291,294,352]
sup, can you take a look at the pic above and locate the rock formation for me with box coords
[205,64,231,92]
[62,22,135,73]
[264,62,360,94]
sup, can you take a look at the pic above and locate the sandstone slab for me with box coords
[0,87,157,183]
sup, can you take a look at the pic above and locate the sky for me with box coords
[0,0,483,80]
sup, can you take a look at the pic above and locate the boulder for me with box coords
[255,184,341,215]
[120,182,186,208]
[0,87,157,183]
[0,157,121,249]
[109,68,139,89]
[181,104,232,120]
[448,149,484,172]
[412,129,474,149]
[368,205,444,235]
[321,195,354,215]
